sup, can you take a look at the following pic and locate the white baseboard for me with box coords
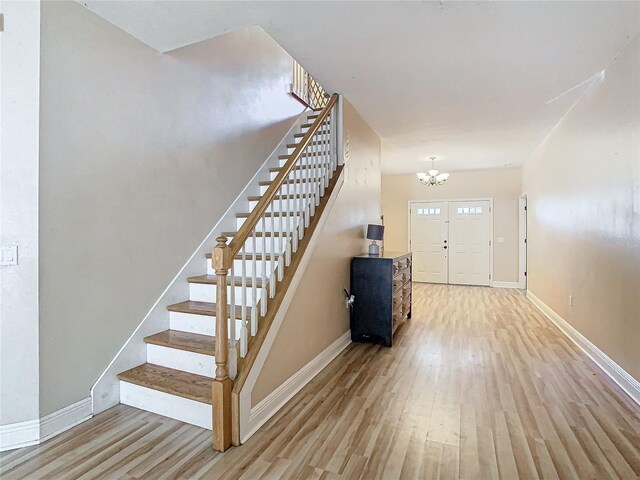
[0,419,39,452]
[244,330,351,442]
[527,290,640,406]
[492,281,521,289]
[39,397,92,442]
[0,397,92,452]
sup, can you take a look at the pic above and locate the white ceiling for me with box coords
[81,1,640,174]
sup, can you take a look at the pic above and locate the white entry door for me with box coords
[410,202,448,283]
[448,201,491,286]
[410,200,491,286]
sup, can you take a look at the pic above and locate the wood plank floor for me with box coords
[2,284,639,479]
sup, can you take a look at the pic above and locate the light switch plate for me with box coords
[0,246,18,266]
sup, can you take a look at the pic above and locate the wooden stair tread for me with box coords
[293,130,329,138]
[301,122,330,128]
[236,211,300,218]
[286,140,330,148]
[259,178,315,186]
[247,194,306,201]
[167,300,251,319]
[188,274,263,288]
[205,252,278,260]
[269,164,324,172]
[278,153,325,160]
[220,231,289,238]
[117,363,212,404]
[144,329,215,356]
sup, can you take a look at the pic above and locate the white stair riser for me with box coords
[169,311,244,338]
[120,381,212,430]
[205,258,277,277]
[146,344,215,378]
[236,215,303,231]
[189,282,264,306]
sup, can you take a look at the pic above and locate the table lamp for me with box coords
[366,224,384,256]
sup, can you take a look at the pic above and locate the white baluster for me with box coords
[302,141,318,229]
[228,263,237,378]
[260,216,267,317]
[269,201,276,298]
[324,117,331,188]
[313,126,324,208]
[307,129,320,216]
[251,229,258,336]
[277,186,284,282]
[331,107,337,172]
[240,243,247,357]
[299,147,306,238]
[285,181,291,266]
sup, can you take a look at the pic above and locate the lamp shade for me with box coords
[366,224,384,241]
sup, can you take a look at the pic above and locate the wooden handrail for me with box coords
[224,93,339,266]
[211,93,338,451]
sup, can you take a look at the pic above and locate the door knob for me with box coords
[444,240,447,243]
[443,245,448,249]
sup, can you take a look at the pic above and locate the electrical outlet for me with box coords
[568,295,573,307]
[346,295,355,309]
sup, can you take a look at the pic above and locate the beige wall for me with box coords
[0,0,41,426]
[252,100,382,406]
[382,168,522,283]
[523,35,640,381]
[39,2,304,416]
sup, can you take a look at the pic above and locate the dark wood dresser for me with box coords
[350,252,412,346]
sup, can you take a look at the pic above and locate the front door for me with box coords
[447,201,491,286]
[410,202,448,283]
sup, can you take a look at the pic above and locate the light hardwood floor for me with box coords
[2,284,639,479]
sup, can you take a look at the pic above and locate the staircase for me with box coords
[116,94,342,451]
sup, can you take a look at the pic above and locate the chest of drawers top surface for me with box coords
[353,251,411,261]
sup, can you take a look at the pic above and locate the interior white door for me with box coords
[410,202,448,283]
[448,201,491,286]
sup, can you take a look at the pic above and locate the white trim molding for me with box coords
[238,169,345,443]
[0,397,92,452]
[39,397,92,442]
[518,194,528,290]
[408,198,495,286]
[0,419,39,452]
[245,330,351,442]
[527,290,640,406]
[492,281,521,289]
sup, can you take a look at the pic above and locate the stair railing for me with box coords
[211,93,340,451]
[291,59,330,110]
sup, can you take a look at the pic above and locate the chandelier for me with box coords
[416,157,449,186]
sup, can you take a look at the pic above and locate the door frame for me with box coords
[519,194,528,290]
[408,198,494,286]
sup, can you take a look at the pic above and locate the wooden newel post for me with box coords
[212,236,232,452]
